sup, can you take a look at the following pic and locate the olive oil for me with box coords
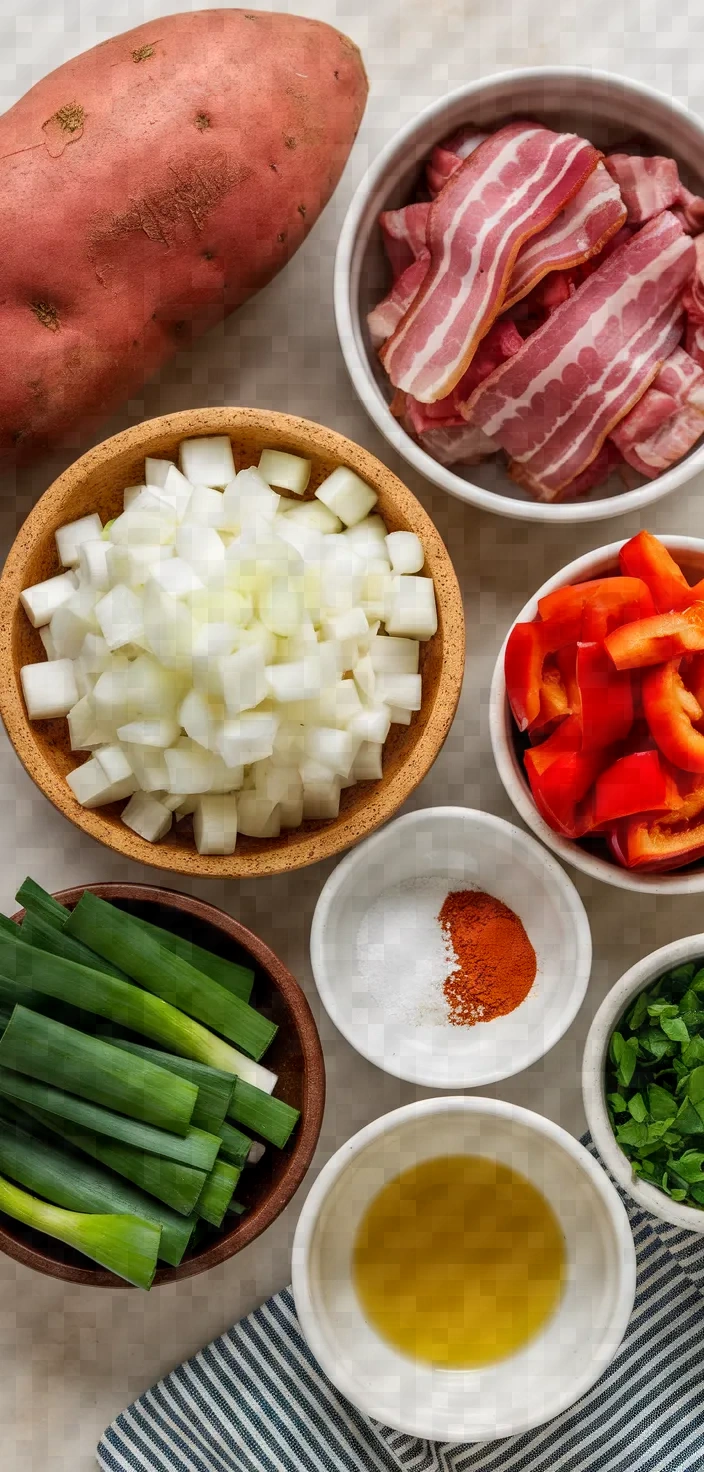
[352,1154,565,1368]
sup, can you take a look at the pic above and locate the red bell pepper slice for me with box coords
[536,577,654,645]
[505,622,545,731]
[618,801,704,871]
[531,660,571,732]
[642,658,704,772]
[575,641,633,751]
[618,530,691,612]
[604,603,704,670]
[580,578,656,642]
[524,714,581,779]
[592,749,678,825]
[526,746,609,838]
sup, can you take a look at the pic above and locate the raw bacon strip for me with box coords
[402,322,523,432]
[611,347,704,477]
[555,441,624,501]
[469,212,695,500]
[426,128,489,197]
[503,164,626,309]
[686,321,704,371]
[417,423,498,466]
[605,154,680,223]
[379,204,430,278]
[677,185,704,235]
[683,236,704,323]
[367,253,429,349]
[380,122,601,403]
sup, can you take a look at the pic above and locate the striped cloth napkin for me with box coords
[97,1149,704,1472]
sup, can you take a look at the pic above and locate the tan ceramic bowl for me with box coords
[0,409,464,878]
[0,882,325,1288]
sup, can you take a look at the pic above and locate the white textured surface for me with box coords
[2,1,704,1466]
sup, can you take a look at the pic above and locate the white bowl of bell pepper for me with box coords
[490,532,704,892]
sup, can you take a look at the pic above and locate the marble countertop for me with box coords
[3,1,704,1465]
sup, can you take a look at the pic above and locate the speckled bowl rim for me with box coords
[0,407,465,878]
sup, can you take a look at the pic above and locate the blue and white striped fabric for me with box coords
[97,1147,704,1472]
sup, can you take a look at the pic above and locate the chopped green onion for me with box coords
[0,1068,221,1170]
[216,1120,253,1169]
[21,909,129,981]
[107,1039,234,1133]
[0,1007,197,1135]
[0,1169,160,1289]
[0,927,274,1086]
[227,1200,247,1217]
[22,1103,206,1218]
[15,878,70,930]
[130,913,254,1002]
[67,892,277,1063]
[0,1101,195,1266]
[229,1080,300,1149]
[196,1159,241,1227]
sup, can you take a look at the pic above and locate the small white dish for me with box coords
[490,535,704,894]
[310,806,592,1087]
[292,1096,636,1441]
[334,67,704,523]
[583,934,704,1233]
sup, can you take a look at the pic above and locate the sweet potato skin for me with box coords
[0,9,367,459]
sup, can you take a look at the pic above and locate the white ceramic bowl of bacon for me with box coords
[489,535,704,892]
[335,68,704,523]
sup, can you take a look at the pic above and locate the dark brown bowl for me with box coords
[0,882,325,1287]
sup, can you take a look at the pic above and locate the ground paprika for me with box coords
[438,890,537,1026]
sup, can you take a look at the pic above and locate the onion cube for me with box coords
[360,560,393,620]
[150,557,203,599]
[265,644,338,703]
[221,469,280,532]
[316,466,377,526]
[78,539,112,592]
[304,727,361,778]
[122,743,170,793]
[179,688,220,752]
[55,513,103,568]
[124,484,147,509]
[258,449,311,496]
[385,576,437,640]
[353,654,376,702]
[66,757,136,808]
[182,485,225,529]
[179,436,236,489]
[117,719,180,748]
[193,794,238,854]
[216,713,278,767]
[121,792,173,843]
[385,531,424,575]
[349,705,392,745]
[95,584,144,651]
[94,744,134,786]
[21,659,78,720]
[220,645,267,717]
[176,523,226,580]
[39,627,56,660]
[162,465,194,519]
[236,792,281,838]
[351,742,384,781]
[258,576,304,637]
[282,499,341,534]
[207,754,245,793]
[375,672,422,711]
[20,572,77,629]
[164,741,214,794]
[106,544,174,590]
[145,457,176,489]
[110,508,176,546]
[93,667,131,728]
[142,585,194,670]
[126,654,185,719]
[344,516,389,559]
[322,607,368,643]
[302,779,342,820]
[49,589,99,661]
[388,705,412,725]
[67,695,105,751]
[315,678,364,728]
[369,634,419,674]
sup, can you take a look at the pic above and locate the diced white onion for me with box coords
[116,719,180,748]
[179,436,236,489]
[351,742,384,780]
[388,704,412,725]
[55,514,103,568]
[258,449,311,496]
[315,466,377,526]
[215,712,278,767]
[385,576,438,641]
[375,672,422,711]
[182,485,225,529]
[236,792,281,838]
[21,659,79,719]
[385,530,424,575]
[121,791,173,842]
[194,794,238,854]
[149,557,203,599]
[66,757,137,808]
[78,539,112,591]
[349,704,392,745]
[95,584,144,652]
[39,627,56,660]
[20,572,77,629]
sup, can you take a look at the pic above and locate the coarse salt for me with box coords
[355,875,459,1026]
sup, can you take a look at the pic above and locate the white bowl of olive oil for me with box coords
[292,1097,636,1442]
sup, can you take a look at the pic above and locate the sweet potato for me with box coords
[0,9,367,459]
